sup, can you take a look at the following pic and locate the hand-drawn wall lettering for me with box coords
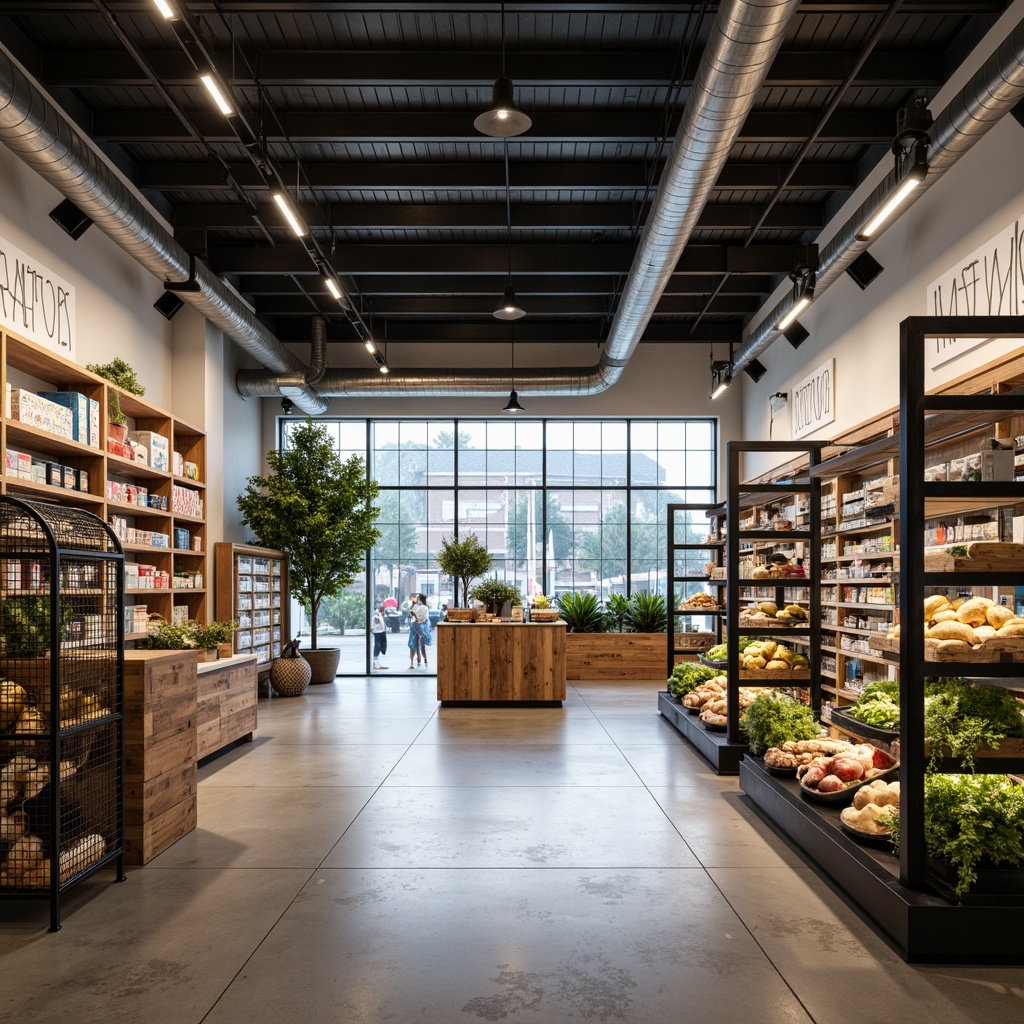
[0,233,76,357]
[792,358,835,440]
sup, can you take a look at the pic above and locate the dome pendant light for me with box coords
[493,140,525,320]
[475,3,531,138]
[503,337,525,413]
[494,283,525,321]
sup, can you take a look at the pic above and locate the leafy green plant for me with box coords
[1,595,75,655]
[923,773,1024,898]
[192,619,237,647]
[625,591,667,633]
[606,593,630,632]
[846,680,901,729]
[437,533,492,607]
[237,420,381,649]
[87,357,145,426]
[924,678,1024,771]
[743,694,820,755]
[666,662,718,699]
[136,618,236,649]
[555,591,605,633]
[469,576,522,612]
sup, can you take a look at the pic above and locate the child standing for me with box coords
[371,604,389,669]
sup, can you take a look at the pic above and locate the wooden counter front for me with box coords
[436,621,567,705]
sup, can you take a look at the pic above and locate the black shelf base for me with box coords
[657,692,748,774]
[740,756,1024,964]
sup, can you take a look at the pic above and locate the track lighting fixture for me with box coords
[322,271,344,302]
[49,199,92,240]
[783,321,810,349]
[272,191,307,237]
[743,358,767,383]
[281,397,294,415]
[846,251,884,290]
[710,359,732,401]
[777,269,815,333]
[153,291,184,320]
[372,349,389,374]
[200,72,234,116]
[475,3,531,138]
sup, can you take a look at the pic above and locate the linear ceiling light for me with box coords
[200,73,234,116]
[323,273,344,302]
[364,338,377,354]
[776,270,815,333]
[858,134,929,240]
[272,191,307,237]
[710,359,732,401]
[152,0,178,19]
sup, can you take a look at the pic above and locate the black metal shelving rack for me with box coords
[741,315,1024,963]
[0,497,125,931]
[657,502,727,768]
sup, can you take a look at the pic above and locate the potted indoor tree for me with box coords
[87,356,145,444]
[436,533,491,620]
[237,420,381,683]
[469,576,522,618]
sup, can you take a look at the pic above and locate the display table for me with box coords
[436,621,567,705]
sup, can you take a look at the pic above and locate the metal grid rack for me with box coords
[0,496,125,931]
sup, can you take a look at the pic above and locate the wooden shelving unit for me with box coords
[1,329,208,636]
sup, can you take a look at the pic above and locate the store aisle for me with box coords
[1,679,1022,1023]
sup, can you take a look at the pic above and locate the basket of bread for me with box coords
[890,594,1024,662]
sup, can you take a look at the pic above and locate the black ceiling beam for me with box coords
[42,48,942,88]
[92,108,893,144]
[238,273,776,295]
[0,3,1007,15]
[210,242,805,276]
[139,159,858,192]
[175,201,823,232]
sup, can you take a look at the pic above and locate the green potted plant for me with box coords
[555,591,605,633]
[437,534,492,615]
[87,356,145,443]
[469,576,522,617]
[624,591,668,633]
[135,618,237,660]
[237,420,381,683]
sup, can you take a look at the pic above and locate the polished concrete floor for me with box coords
[2,677,1023,1023]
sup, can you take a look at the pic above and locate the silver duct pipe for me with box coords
[308,316,328,385]
[733,10,1024,373]
[0,46,327,415]
[238,0,801,401]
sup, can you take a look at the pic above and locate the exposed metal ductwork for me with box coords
[733,9,1024,374]
[237,0,802,401]
[0,45,327,415]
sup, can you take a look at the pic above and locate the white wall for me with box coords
[739,0,1024,478]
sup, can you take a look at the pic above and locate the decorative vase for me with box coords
[301,647,341,684]
[271,655,311,697]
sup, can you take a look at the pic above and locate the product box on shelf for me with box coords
[62,466,77,490]
[29,460,47,485]
[172,483,203,518]
[174,527,191,549]
[172,451,184,476]
[77,468,89,491]
[980,448,1014,481]
[184,461,199,481]
[128,441,148,466]
[88,398,100,449]
[38,391,90,444]
[4,381,9,418]
[9,389,74,439]
[107,438,133,460]
[129,430,169,470]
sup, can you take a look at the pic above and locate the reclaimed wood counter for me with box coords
[436,621,567,705]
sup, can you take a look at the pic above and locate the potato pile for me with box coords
[840,779,899,835]
[739,639,809,672]
[910,594,1024,648]
[741,600,808,625]
[684,676,774,727]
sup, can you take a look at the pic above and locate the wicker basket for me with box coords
[530,609,561,622]
[270,656,311,697]
[446,608,477,622]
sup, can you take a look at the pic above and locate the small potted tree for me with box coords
[87,357,144,444]
[436,534,491,620]
[237,420,381,683]
[469,576,522,618]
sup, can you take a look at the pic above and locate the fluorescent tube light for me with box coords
[858,177,920,239]
[777,296,811,333]
[153,0,177,19]
[200,74,233,116]
[272,192,307,237]
[324,275,343,301]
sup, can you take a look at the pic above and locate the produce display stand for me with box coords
[741,315,1024,963]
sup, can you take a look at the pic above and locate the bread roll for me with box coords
[974,624,997,639]
[927,619,978,644]
[932,609,959,623]
[924,595,950,619]
[996,621,1024,638]
[956,598,990,627]
[987,604,1016,628]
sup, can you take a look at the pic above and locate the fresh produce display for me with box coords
[840,780,900,836]
[666,662,719,700]
[678,592,718,610]
[888,594,1024,652]
[845,680,900,729]
[743,693,820,753]
[704,638,755,663]
[737,639,809,673]
[696,683,774,728]
[923,677,1024,770]
[683,675,727,711]
[763,738,855,770]
[796,744,897,794]
[741,601,809,625]
[749,559,806,579]
[921,773,1024,897]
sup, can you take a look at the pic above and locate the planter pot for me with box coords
[301,647,341,684]
[217,641,234,660]
[271,656,311,697]
[108,422,128,443]
[195,647,218,662]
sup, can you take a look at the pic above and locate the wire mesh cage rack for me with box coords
[0,496,125,931]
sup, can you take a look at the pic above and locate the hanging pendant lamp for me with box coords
[493,140,525,320]
[475,3,531,138]
[503,336,525,413]
[494,283,525,321]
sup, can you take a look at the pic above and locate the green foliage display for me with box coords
[923,773,1024,898]
[237,420,381,649]
[666,662,717,699]
[469,576,522,612]
[437,534,492,607]
[704,637,755,663]
[846,680,901,729]
[924,678,1024,771]
[555,591,605,632]
[743,694,820,755]
[1,595,74,655]
[87,356,145,426]
[605,594,630,632]
[136,618,236,650]
[625,591,667,633]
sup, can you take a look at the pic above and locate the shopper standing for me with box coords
[371,605,389,669]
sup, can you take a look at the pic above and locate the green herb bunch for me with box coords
[666,663,718,700]
[743,693,820,755]
[924,678,1024,771]
[846,680,901,729]
[923,773,1024,898]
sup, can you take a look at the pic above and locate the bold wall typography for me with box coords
[0,232,76,357]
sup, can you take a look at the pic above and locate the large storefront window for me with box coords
[281,418,716,672]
